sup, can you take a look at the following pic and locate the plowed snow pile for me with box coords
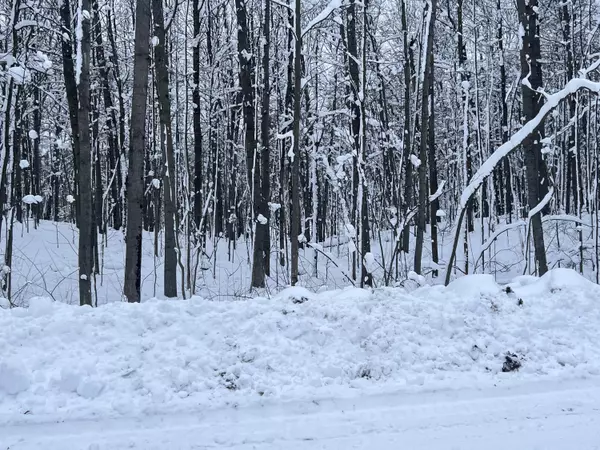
[1,269,599,424]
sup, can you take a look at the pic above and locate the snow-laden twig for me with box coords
[302,0,343,37]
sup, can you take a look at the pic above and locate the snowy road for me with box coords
[3,378,600,449]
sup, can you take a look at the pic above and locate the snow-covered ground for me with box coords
[3,378,600,449]
[1,268,600,448]
[3,215,599,307]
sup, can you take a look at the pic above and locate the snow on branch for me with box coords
[302,0,343,37]
[528,187,554,220]
[460,71,600,209]
[429,180,446,202]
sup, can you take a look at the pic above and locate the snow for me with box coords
[409,154,421,167]
[256,214,268,225]
[19,160,29,169]
[28,130,38,140]
[0,360,31,395]
[302,0,343,36]
[66,195,75,203]
[7,66,31,85]
[528,187,554,219]
[1,268,599,426]
[3,379,600,449]
[460,66,600,208]
[14,20,37,30]
[22,195,39,205]
[151,36,159,47]
[35,51,53,70]
[363,252,376,273]
[446,273,501,297]
[27,296,54,317]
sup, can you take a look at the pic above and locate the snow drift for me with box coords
[1,269,599,424]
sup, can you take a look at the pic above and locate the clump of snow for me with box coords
[19,160,30,169]
[22,195,39,205]
[0,360,31,395]
[27,296,54,317]
[410,155,421,167]
[540,268,595,291]
[28,130,38,140]
[275,286,315,304]
[407,271,426,286]
[1,269,599,423]
[8,66,31,84]
[363,252,376,274]
[66,195,75,204]
[257,214,268,225]
[447,273,501,298]
[77,378,104,399]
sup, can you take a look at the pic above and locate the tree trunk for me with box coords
[497,0,513,221]
[77,0,94,306]
[124,0,151,303]
[517,0,548,275]
[414,0,436,275]
[401,0,412,254]
[152,0,178,298]
[92,0,122,229]
[60,0,81,226]
[290,0,302,286]
[251,0,272,288]
[193,0,203,233]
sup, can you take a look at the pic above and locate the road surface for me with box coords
[2,378,600,449]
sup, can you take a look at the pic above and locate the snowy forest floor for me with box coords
[2,215,599,307]
[1,267,600,448]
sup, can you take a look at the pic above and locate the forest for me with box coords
[1,0,600,305]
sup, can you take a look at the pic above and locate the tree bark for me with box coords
[151,0,178,298]
[414,0,436,275]
[290,0,302,286]
[251,0,272,288]
[517,0,548,275]
[124,0,151,303]
[77,0,94,306]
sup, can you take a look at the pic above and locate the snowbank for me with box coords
[1,269,599,424]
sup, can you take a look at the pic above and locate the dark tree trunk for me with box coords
[414,0,436,275]
[93,0,122,229]
[497,0,513,221]
[77,0,94,306]
[401,0,412,253]
[124,0,151,303]
[251,0,272,288]
[517,0,548,275]
[457,0,474,233]
[193,0,203,233]
[290,0,302,286]
[152,0,178,298]
[561,3,578,214]
[60,0,81,226]
[428,49,439,277]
